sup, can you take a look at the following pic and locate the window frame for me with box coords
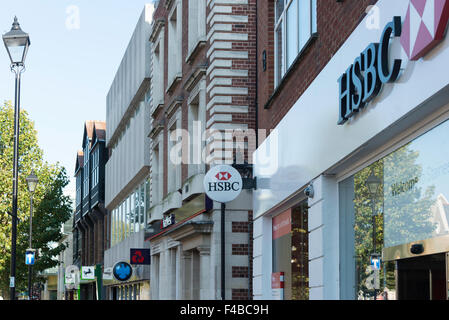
[274,0,317,87]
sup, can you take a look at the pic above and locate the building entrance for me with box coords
[396,253,447,300]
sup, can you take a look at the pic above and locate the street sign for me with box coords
[81,266,96,280]
[203,165,243,203]
[130,249,151,265]
[161,213,176,229]
[113,262,133,282]
[25,249,35,266]
[370,254,381,270]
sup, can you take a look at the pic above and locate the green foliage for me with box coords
[0,101,72,298]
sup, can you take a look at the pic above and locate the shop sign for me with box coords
[113,262,133,282]
[338,16,403,125]
[339,1,449,125]
[272,210,292,240]
[81,266,96,280]
[130,248,151,265]
[65,265,80,289]
[103,267,113,280]
[401,0,449,61]
[203,165,243,203]
[161,213,176,229]
[271,272,284,300]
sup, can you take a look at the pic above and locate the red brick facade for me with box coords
[257,0,378,141]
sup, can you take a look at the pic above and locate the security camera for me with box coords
[304,185,314,199]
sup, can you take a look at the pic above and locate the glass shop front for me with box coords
[339,117,449,300]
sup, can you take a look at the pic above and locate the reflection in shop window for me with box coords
[340,118,449,300]
[272,200,309,300]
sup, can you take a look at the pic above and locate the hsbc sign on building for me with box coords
[401,0,449,60]
[203,165,243,203]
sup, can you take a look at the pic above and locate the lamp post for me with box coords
[366,170,381,300]
[26,171,38,300]
[3,16,31,300]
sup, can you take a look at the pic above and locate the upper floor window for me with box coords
[151,28,165,112]
[275,0,317,86]
[187,0,206,60]
[167,111,182,194]
[76,173,82,206]
[91,147,100,190]
[83,139,90,199]
[167,0,183,89]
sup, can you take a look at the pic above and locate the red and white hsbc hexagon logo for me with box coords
[204,165,243,203]
[401,0,449,60]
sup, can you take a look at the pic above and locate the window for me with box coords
[151,28,165,113]
[91,148,100,190]
[275,0,317,86]
[76,173,82,206]
[272,201,309,300]
[187,0,206,59]
[188,80,206,177]
[167,0,182,88]
[83,140,90,199]
[151,133,164,206]
[168,112,182,194]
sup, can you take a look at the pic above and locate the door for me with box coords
[397,253,447,300]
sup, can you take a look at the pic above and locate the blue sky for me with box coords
[0,0,154,200]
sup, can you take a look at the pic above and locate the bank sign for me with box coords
[203,165,243,203]
[338,0,449,125]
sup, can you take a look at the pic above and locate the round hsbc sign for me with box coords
[204,165,243,203]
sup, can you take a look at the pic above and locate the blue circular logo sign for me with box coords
[113,262,133,282]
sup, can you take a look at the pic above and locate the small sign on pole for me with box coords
[370,254,381,270]
[25,249,36,266]
[203,165,243,203]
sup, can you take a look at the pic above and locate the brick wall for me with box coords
[257,0,378,142]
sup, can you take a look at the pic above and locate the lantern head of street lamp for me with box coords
[2,16,30,67]
[366,170,381,197]
[26,170,38,194]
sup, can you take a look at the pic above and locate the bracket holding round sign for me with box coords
[113,262,133,282]
[203,165,243,203]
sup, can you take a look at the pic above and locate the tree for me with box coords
[0,101,72,298]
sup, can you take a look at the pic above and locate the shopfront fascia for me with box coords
[253,0,449,300]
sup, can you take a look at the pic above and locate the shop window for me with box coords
[272,200,309,300]
[339,118,449,300]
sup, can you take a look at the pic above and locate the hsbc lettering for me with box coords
[208,181,241,192]
[204,166,243,203]
[338,16,402,125]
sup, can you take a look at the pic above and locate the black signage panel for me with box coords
[130,248,151,265]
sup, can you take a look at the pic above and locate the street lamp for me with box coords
[26,170,38,300]
[3,16,30,300]
[365,169,381,300]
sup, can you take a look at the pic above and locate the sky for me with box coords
[0,0,155,200]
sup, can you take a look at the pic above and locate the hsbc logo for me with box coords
[401,0,449,61]
[216,172,232,181]
[204,165,243,203]
[338,0,449,125]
